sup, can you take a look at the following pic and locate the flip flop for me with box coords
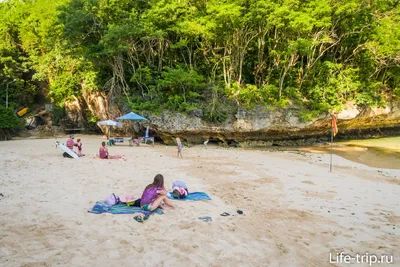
[134,215,144,223]
[237,210,244,215]
[198,216,212,222]
[220,212,230,216]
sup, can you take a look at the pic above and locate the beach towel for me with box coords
[167,192,211,201]
[88,202,164,215]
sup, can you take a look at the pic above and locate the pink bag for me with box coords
[119,194,135,203]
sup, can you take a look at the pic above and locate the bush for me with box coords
[51,105,65,126]
[0,106,24,129]
[203,104,228,123]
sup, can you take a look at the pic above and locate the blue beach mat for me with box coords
[167,192,211,201]
[88,202,164,215]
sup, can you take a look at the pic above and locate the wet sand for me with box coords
[298,136,400,170]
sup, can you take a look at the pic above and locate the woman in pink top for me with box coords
[98,142,127,160]
[99,142,109,159]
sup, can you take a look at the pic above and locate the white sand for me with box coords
[0,136,399,266]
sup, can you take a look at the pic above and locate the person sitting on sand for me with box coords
[172,181,188,199]
[66,135,76,151]
[99,141,109,159]
[133,136,140,146]
[98,141,126,160]
[140,174,175,211]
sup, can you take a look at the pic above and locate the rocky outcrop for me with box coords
[63,91,400,146]
[143,100,400,146]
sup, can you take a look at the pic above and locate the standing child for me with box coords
[176,137,183,158]
[203,139,209,149]
[76,138,83,156]
[140,174,175,211]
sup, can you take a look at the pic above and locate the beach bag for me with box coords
[104,193,120,206]
[119,194,136,203]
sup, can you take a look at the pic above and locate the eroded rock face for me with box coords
[64,92,400,146]
[143,100,400,146]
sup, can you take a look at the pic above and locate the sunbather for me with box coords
[140,174,175,211]
[98,142,126,160]
[99,142,109,159]
[172,181,188,199]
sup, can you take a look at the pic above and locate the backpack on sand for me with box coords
[104,193,120,206]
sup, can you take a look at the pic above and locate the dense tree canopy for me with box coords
[0,0,399,124]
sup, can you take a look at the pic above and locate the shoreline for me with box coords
[7,134,400,170]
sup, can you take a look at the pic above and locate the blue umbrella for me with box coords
[117,112,148,121]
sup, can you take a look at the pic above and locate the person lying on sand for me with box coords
[140,174,175,211]
[172,181,188,199]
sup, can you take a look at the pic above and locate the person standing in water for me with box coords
[176,137,183,158]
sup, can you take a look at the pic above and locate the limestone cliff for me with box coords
[64,92,400,146]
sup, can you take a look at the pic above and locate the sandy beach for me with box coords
[0,136,399,267]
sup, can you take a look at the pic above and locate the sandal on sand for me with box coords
[134,215,144,223]
[134,214,149,223]
[220,212,230,216]
[237,210,244,215]
[198,216,212,222]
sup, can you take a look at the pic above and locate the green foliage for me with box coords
[298,109,322,122]
[203,104,228,123]
[0,106,23,129]
[51,105,65,126]
[355,82,387,107]
[130,101,163,114]
[1,0,400,123]
[395,87,400,97]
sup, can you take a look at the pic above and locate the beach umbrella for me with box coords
[117,112,148,138]
[97,120,121,126]
[97,120,122,139]
[117,112,148,121]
